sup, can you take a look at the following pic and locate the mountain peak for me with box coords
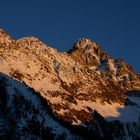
[0,28,6,34]
[0,29,13,45]
[69,38,101,53]
[17,36,40,42]
[0,29,140,126]
[0,29,140,139]
[16,36,47,45]
[74,38,97,48]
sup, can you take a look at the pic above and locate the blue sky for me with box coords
[0,0,140,73]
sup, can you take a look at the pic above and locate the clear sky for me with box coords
[0,0,140,73]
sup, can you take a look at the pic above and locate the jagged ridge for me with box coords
[0,28,140,124]
[1,29,140,139]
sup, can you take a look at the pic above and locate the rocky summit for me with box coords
[0,29,140,140]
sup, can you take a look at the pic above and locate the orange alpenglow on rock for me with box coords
[0,28,140,139]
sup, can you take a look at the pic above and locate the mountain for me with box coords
[0,28,140,139]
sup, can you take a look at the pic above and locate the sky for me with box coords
[0,0,140,73]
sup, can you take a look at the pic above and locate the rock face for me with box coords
[0,29,140,139]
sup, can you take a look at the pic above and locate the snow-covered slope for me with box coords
[0,73,82,139]
[0,29,140,139]
[1,73,140,140]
